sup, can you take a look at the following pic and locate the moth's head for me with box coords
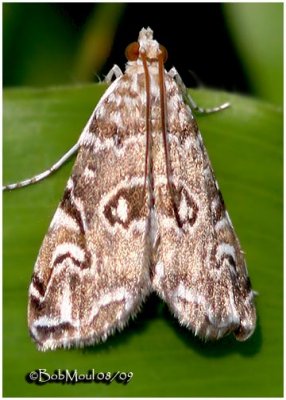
[125,27,168,64]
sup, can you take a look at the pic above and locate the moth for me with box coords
[4,27,256,350]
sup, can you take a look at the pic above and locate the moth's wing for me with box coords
[28,76,151,350]
[152,74,256,341]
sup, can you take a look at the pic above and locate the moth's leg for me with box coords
[168,67,230,114]
[105,65,124,83]
[3,142,79,191]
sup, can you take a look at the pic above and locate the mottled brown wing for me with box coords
[28,75,152,350]
[152,74,256,341]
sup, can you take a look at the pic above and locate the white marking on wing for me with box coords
[211,196,220,212]
[60,284,72,322]
[215,217,229,231]
[32,316,54,328]
[228,290,240,325]
[152,261,165,287]
[111,110,123,126]
[178,191,188,221]
[67,177,74,190]
[155,261,164,279]
[33,315,71,328]
[175,282,206,305]
[83,166,97,180]
[81,133,144,157]
[50,207,80,232]
[88,287,133,322]
[117,197,128,223]
[72,195,88,232]
[52,243,85,265]
[216,243,236,262]
[29,283,44,301]
[225,210,234,228]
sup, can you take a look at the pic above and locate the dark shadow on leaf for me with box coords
[69,293,262,357]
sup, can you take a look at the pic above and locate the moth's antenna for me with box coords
[3,142,79,191]
[141,52,152,196]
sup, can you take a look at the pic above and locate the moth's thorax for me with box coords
[124,64,162,99]
[125,62,162,80]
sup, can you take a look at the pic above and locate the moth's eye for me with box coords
[125,42,140,61]
[159,45,168,63]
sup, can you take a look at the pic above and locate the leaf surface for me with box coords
[3,84,282,397]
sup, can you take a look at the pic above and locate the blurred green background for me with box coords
[3,2,283,104]
[3,3,283,398]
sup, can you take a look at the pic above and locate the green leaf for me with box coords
[3,84,282,397]
[223,3,283,105]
